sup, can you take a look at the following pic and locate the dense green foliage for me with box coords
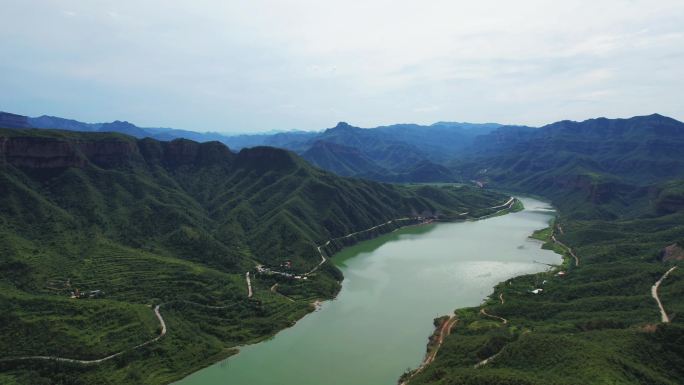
[463,114,684,219]
[0,128,508,385]
[407,115,684,385]
[410,211,684,384]
[5,113,684,385]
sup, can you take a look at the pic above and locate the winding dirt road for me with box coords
[474,349,503,368]
[492,197,515,209]
[305,242,330,276]
[2,304,167,365]
[480,308,508,325]
[400,315,458,385]
[474,197,517,220]
[551,231,580,267]
[270,283,295,302]
[652,266,678,323]
[246,272,253,298]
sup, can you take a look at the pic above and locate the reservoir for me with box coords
[175,197,560,385]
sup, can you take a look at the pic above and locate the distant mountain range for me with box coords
[0,111,252,144]
[296,121,503,182]
[462,113,684,219]
[3,111,683,193]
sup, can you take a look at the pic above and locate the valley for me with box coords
[0,128,512,384]
[3,2,683,384]
[0,113,683,385]
[173,197,559,385]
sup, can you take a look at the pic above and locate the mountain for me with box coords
[296,114,684,189]
[0,112,238,145]
[0,112,30,129]
[3,112,684,385]
[10,110,684,201]
[296,122,475,182]
[404,115,684,385]
[0,127,503,274]
[222,121,502,156]
[6,111,320,151]
[312,122,429,167]
[297,122,444,181]
[3,111,504,183]
[98,120,151,138]
[470,114,684,182]
[301,140,385,177]
[462,114,684,219]
[28,115,100,132]
[373,121,502,161]
[0,127,510,385]
[220,130,319,151]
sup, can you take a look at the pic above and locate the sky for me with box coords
[1,0,683,133]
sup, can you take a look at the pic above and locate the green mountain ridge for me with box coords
[0,127,509,385]
[403,115,684,385]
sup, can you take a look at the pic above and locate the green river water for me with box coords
[175,197,559,385]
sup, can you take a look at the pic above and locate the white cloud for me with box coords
[1,0,683,131]
[414,105,441,113]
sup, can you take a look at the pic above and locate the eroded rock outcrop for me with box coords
[0,134,235,170]
[660,243,684,262]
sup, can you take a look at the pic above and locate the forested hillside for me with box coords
[464,114,684,218]
[405,115,684,385]
[3,113,684,385]
[0,128,509,385]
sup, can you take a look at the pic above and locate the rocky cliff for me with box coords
[0,129,235,170]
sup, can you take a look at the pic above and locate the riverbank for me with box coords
[0,196,524,385]
[398,198,558,385]
[398,315,458,385]
[403,196,684,385]
[173,196,558,385]
[159,197,522,385]
[318,196,520,259]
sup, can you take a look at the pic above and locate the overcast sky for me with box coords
[1,1,683,133]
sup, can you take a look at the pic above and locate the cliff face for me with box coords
[0,131,235,170]
[0,136,140,169]
[0,136,90,168]
[660,243,684,262]
[161,139,234,167]
[235,146,299,173]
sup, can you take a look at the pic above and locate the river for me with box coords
[175,197,560,385]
